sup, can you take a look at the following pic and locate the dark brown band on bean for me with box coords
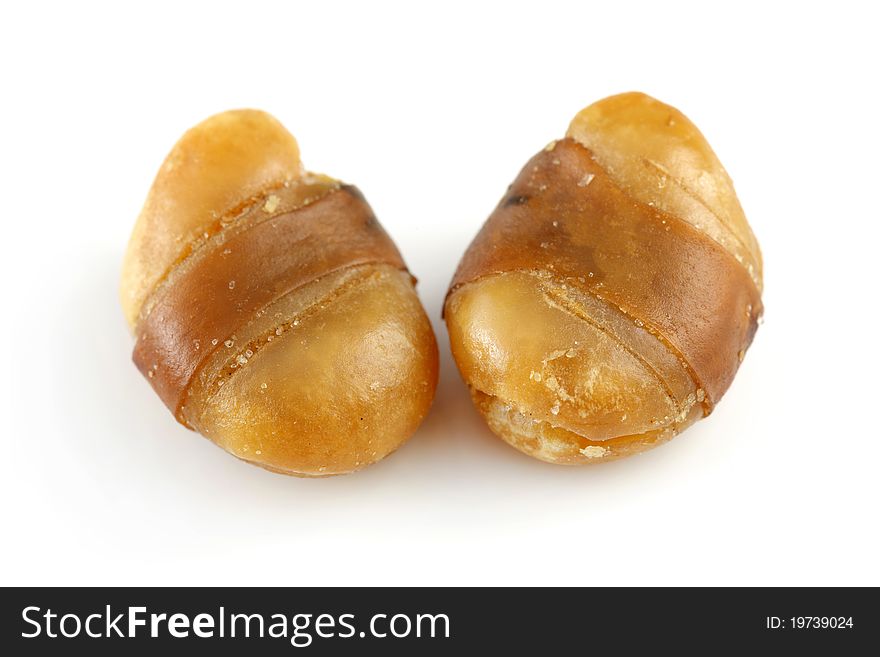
[134,185,408,422]
[446,138,762,407]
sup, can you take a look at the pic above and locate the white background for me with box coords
[2,1,878,586]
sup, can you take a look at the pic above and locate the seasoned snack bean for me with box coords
[445,93,762,464]
[122,110,438,476]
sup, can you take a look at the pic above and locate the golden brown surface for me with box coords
[122,110,438,476]
[121,110,312,330]
[567,93,762,290]
[132,184,408,417]
[445,92,762,465]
